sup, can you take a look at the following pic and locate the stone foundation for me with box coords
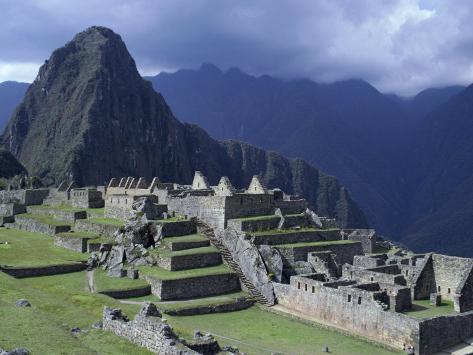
[14,215,70,236]
[75,220,121,238]
[156,252,222,271]
[0,262,87,278]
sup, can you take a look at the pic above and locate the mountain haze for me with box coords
[1,26,366,228]
[148,65,410,237]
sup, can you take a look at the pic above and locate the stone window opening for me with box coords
[297,282,301,289]
[312,286,315,293]
[405,270,409,276]
[304,284,308,291]
[348,295,352,302]
[438,286,441,292]
[358,297,362,305]
[370,277,374,282]
[240,197,243,205]
[448,288,451,294]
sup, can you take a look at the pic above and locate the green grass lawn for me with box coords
[15,213,71,226]
[403,299,456,318]
[28,204,84,212]
[86,207,105,217]
[0,271,151,354]
[162,234,207,242]
[236,215,279,221]
[0,228,88,267]
[152,245,219,257]
[167,307,401,355]
[276,240,358,248]
[56,231,100,239]
[252,227,322,236]
[93,269,148,292]
[85,217,124,226]
[139,264,232,280]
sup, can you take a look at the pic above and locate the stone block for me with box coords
[430,293,442,306]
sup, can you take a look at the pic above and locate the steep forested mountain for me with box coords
[148,65,410,237]
[1,27,366,228]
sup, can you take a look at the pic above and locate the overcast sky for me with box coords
[0,0,472,95]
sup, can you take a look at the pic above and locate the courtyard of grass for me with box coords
[93,269,148,292]
[403,299,456,318]
[15,213,71,226]
[0,227,88,267]
[0,271,150,354]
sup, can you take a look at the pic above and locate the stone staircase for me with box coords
[198,222,273,306]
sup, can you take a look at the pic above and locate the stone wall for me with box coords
[343,265,407,286]
[276,242,363,268]
[0,203,26,217]
[432,254,473,301]
[157,220,197,237]
[167,195,226,230]
[274,280,420,351]
[71,189,104,208]
[156,252,222,271]
[418,311,473,354]
[99,285,152,299]
[250,229,340,246]
[54,235,89,253]
[273,199,307,215]
[0,262,86,278]
[27,206,87,223]
[105,194,163,220]
[102,305,199,354]
[75,220,121,238]
[14,215,71,236]
[145,273,240,301]
[227,216,280,232]
[0,189,49,205]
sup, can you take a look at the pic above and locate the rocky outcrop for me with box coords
[257,245,283,283]
[215,228,275,304]
[2,26,367,228]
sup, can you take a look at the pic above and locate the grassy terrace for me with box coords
[276,240,358,248]
[0,228,88,267]
[150,217,186,224]
[153,246,219,257]
[403,299,456,318]
[167,307,401,355]
[15,213,71,226]
[84,217,124,226]
[29,205,105,215]
[93,269,148,292]
[56,232,116,245]
[252,227,331,236]
[0,271,150,354]
[236,215,279,221]
[163,234,207,242]
[139,264,232,280]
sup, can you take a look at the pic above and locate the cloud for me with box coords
[0,0,472,95]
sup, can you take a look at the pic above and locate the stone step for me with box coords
[155,247,222,271]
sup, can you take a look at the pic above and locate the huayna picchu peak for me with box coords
[1,26,366,228]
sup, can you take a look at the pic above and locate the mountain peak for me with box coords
[199,63,222,75]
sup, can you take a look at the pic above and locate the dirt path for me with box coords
[86,270,95,293]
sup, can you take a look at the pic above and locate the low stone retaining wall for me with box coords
[99,285,152,299]
[54,235,90,253]
[145,273,241,301]
[88,242,114,253]
[276,242,363,267]
[0,262,86,278]
[14,216,70,236]
[167,239,210,251]
[103,304,199,354]
[163,297,254,316]
[0,215,14,226]
[157,220,197,237]
[27,206,87,223]
[0,203,26,217]
[251,229,340,246]
[75,220,120,238]
[156,252,222,271]
[227,216,280,232]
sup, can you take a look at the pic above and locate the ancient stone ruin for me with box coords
[2,170,473,354]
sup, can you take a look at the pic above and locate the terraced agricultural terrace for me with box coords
[1,173,472,354]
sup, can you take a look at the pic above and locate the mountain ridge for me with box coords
[1,26,367,228]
